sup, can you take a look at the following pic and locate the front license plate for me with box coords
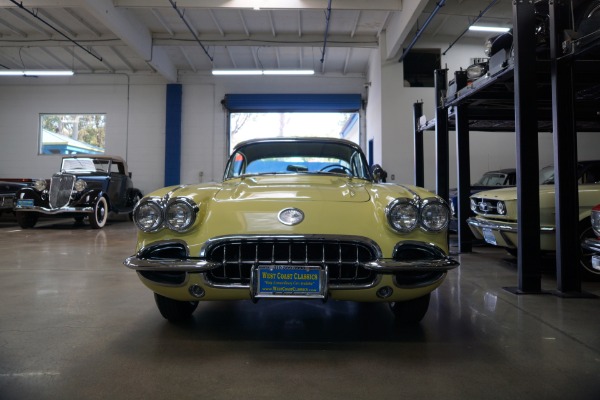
[482,228,497,245]
[255,266,323,298]
[16,199,34,207]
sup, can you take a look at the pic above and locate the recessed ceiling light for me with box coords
[0,70,74,76]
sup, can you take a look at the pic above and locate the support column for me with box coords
[413,101,424,187]
[164,84,182,186]
[454,69,471,253]
[510,0,542,293]
[550,2,582,294]
[434,69,449,202]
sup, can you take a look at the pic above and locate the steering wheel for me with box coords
[319,164,353,174]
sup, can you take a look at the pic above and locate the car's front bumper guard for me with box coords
[123,255,459,273]
[467,217,556,233]
[15,204,94,215]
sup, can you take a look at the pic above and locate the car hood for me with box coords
[214,175,371,203]
[472,185,558,201]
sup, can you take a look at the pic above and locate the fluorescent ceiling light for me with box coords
[0,70,74,76]
[469,26,510,33]
[212,69,314,76]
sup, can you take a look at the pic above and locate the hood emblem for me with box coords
[278,208,304,226]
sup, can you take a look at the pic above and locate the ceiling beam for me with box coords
[112,0,402,11]
[383,0,428,60]
[80,0,177,81]
[153,33,378,47]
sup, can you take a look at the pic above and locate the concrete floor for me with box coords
[0,213,599,400]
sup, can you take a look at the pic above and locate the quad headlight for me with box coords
[421,198,450,231]
[133,198,164,232]
[386,199,419,233]
[133,196,199,233]
[386,197,449,233]
[591,204,600,237]
[165,198,198,232]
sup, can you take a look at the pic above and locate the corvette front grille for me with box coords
[49,174,75,208]
[204,239,378,286]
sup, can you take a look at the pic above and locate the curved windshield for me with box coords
[475,172,509,186]
[224,140,372,181]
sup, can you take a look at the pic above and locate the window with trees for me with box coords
[39,114,106,155]
[229,112,359,152]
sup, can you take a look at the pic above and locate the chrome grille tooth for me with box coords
[49,174,75,208]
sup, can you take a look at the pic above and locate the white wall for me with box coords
[0,73,366,196]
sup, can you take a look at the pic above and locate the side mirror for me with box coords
[371,164,388,183]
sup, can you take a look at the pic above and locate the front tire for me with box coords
[154,293,198,323]
[389,293,431,324]
[88,196,108,229]
[16,211,38,229]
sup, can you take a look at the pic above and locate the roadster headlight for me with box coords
[33,179,47,191]
[74,179,87,192]
[133,198,164,232]
[165,198,198,232]
[420,198,449,232]
[386,199,419,233]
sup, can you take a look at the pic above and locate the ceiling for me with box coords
[0,0,514,82]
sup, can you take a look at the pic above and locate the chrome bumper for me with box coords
[467,217,555,233]
[15,205,93,215]
[123,255,459,273]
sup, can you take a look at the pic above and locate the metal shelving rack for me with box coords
[413,1,600,295]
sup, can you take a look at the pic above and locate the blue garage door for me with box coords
[222,94,362,112]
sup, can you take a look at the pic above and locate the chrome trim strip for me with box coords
[365,258,459,271]
[14,205,94,214]
[467,217,555,233]
[582,238,600,253]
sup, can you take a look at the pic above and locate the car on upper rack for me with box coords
[467,160,600,278]
[14,155,143,229]
[123,137,459,324]
[448,168,516,231]
[581,203,600,278]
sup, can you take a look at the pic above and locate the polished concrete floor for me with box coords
[0,213,599,400]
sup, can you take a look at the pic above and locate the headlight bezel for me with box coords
[420,197,450,232]
[133,197,165,233]
[386,198,420,233]
[164,197,199,233]
[386,197,450,234]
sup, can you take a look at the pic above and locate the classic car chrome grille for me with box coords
[205,239,377,286]
[49,174,75,208]
[470,196,503,216]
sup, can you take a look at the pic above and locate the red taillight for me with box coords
[591,204,600,237]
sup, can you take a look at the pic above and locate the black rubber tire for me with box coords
[128,192,141,221]
[579,218,600,281]
[154,293,198,323]
[389,293,431,324]
[16,211,39,229]
[89,196,108,229]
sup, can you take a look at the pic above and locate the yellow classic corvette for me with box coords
[124,138,459,324]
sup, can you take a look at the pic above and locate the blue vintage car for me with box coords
[14,155,142,229]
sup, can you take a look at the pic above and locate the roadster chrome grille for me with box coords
[49,174,75,208]
[205,239,377,286]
